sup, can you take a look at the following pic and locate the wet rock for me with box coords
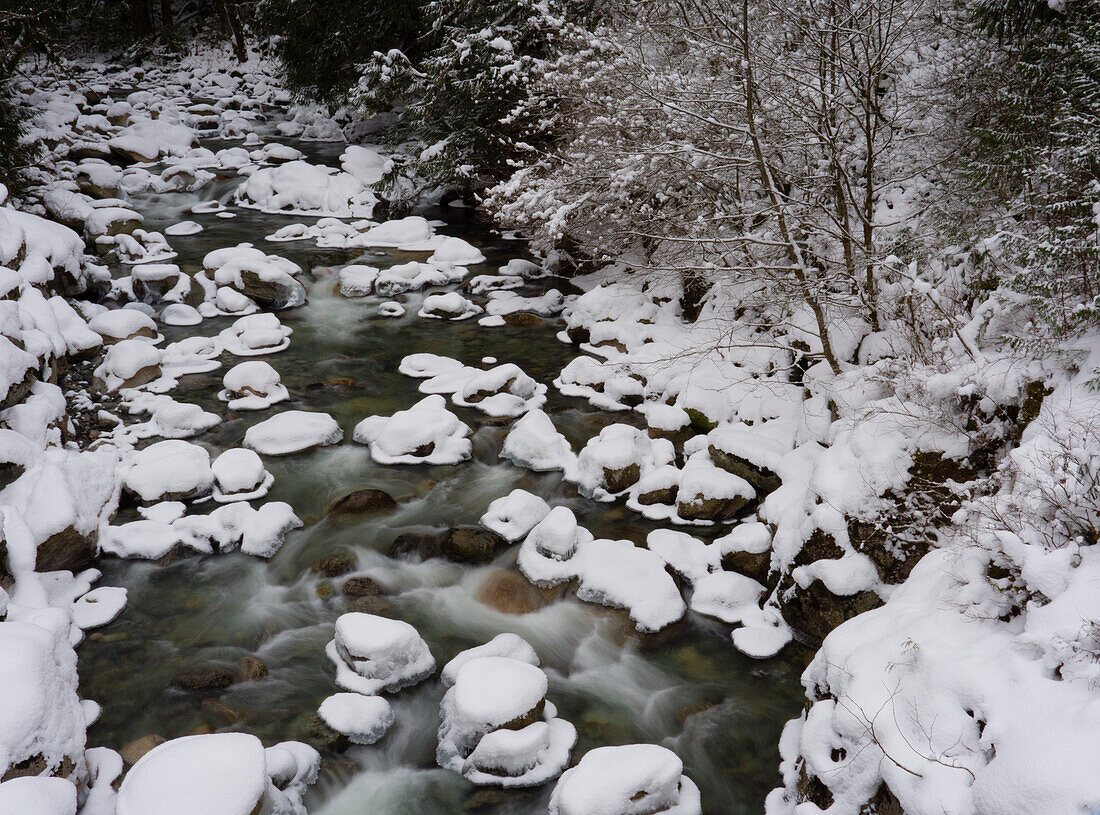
[311,551,356,577]
[503,312,543,327]
[387,532,443,561]
[120,735,166,768]
[235,655,268,682]
[172,665,235,692]
[351,596,391,615]
[476,570,546,615]
[342,576,383,597]
[676,493,750,522]
[201,697,243,726]
[34,525,97,573]
[441,527,510,564]
[721,549,771,584]
[327,489,397,516]
[1,754,76,783]
[636,486,678,506]
[602,463,640,494]
[565,326,590,345]
[305,712,351,752]
[238,269,307,310]
[708,445,781,494]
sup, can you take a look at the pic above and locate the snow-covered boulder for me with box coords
[93,338,162,392]
[567,425,676,501]
[324,612,435,695]
[316,693,394,746]
[480,489,551,542]
[452,364,547,418]
[337,264,379,297]
[202,244,305,310]
[117,732,317,815]
[437,653,575,787]
[689,571,765,625]
[428,236,485,267]
[352,395,472,465]
[234,160,378,218]
[418,292,482,321]
[548,744,701,815]
[439,633,540,687]
[88,309,160,344]
[123,440,213,503]
[219,361,289,410]
[244,411,343,456]
[501,409,576,472]
[211,448,274,503]
[0,617,86,784]
[218,313,293,357]
[0,777,77,815]
[517,506,594,586]
[131,263,190,304]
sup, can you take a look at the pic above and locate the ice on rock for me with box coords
[317,693,394,745]
[501,409,577,472]
[689,571,765,624]
[244,411,343,456]
[88,308,161,343]
[440,633,540,687]
[93,338,162,391]
[325,612,435,695]
[378,301,405,318]
[117,733,268,815]
[452,364,547,417]
[218,313,293,357]
[212,448,274,503]
[122,439,213,503]
[0,777,77,815]
[353,395,472,465]
[480,489,551,542]
[419,291,482,321]
[234,159,379,218]
[219,361,289,410]
[71,586,127,629]
[437,655,575,787]
[337,264,379,297]
[548,744,701,815]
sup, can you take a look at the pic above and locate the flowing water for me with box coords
[76,120,808,815]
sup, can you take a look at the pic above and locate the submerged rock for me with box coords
[327,489,397,516]
[441,527,510,564]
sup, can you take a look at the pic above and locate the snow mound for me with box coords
[234,160,378,218]
[325,612,435,695]
[353,395,472,465]
[244,411,343,456]
[219,361,289,411]
[502,409,576,472]
[212,448,274,503]
[548,744,701,815]
[123,440,213,503]
[437,653,575,787]
[317,693,394,745]
[218,313,293,357]
[480,490,551,542]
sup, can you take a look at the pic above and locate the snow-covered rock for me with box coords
[418,291,482,321]
[325,612,435,695]
[234,160,378,218]
[501,409,576,472]
[352,395,472,465]
[480,490,551,542]
[211,448,274,503]
[218,313,293,357]
[219,361,289,411]
[202,244,305,310]
[317,693,394,746]
[244,411,343,456]
[123,440,213,503]
[437,652,575,787]
[548,744,701,815]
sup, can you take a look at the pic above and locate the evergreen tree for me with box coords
[255,0,421,104]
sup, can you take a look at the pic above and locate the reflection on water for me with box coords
[77,122,806,815]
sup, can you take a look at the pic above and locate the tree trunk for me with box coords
[217,0,248,63]
[128,0,152,38]
[161,0,174,30]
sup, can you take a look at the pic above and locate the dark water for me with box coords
[77,122,806,815]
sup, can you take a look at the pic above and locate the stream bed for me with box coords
[75,121,807,815]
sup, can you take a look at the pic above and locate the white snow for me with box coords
[317,693,394,745]
[326,612,435,695]
[211,448,274,502]
[501,409,576,471]
[353,396,472,465]
[123,440,213,503]
[480,489,551,542]
[219,361,289,410]
[548,744,701,815]
[244,411,343,456]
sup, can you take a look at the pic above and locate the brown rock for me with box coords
[440,527,510,564]
[327,489,396,516]
[342,576,383,597]
[476,570,545,615]
[503,312,543,327]
[172,665,235,692]
[603,463,640,494]
[201,697,242,726]
[120,735,166,768]
[311,551,357,577]
[236,655,269,682]
[387,532,443,561]
[35,525,97,573]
